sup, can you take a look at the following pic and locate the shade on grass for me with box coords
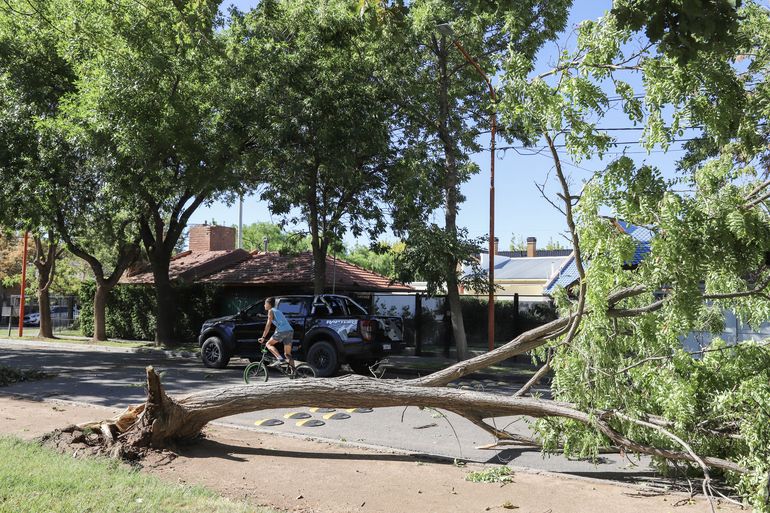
[0,437,274,513]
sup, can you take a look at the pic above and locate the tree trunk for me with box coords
[152,261,176,347]
[436,38,469,361]
[93,283,109,342]
[37,285,53,339]
[312,242,327,295]
[32,233,59,339]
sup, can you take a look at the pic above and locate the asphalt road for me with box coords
[0,339,658,482]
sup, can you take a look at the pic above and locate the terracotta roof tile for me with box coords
[200,252,413,292]
[120,249,252,284]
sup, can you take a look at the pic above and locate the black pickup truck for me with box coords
[198,294,404,377]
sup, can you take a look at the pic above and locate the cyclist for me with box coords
[258,297,295,372]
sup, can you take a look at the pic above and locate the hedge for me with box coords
[78,282,226,343]
[460,296,557,348]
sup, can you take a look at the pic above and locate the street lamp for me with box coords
[437,23,497,352]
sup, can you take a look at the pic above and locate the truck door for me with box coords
[275,297,310,354]
[233,301,267,354]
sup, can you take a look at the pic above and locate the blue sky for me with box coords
[189,1,687,250]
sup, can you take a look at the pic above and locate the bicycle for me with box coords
[243,345,317,383]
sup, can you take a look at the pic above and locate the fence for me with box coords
[371,293,557,357]
[2,295,79,335]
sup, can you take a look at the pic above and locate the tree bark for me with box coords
[32,233,59,339]
[436,35,469,361]
[93,283,109,342]
[152,257,176,346]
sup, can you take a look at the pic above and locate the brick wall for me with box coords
[189,225,236,252]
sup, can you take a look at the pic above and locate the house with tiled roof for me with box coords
[121,224,412,311]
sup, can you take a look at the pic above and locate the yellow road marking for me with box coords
[323,412,351,420]
[254,419,284,427]
[296,419,325,427]
[283,412,311,419]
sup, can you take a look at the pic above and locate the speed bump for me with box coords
[296,419,325,427]
[254,419,284,427]
[323,412,351,420]
[309,407,335,413]
[345,407,373,414]
[283,412,311,419]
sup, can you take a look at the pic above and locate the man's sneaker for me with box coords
[268,359,286,368]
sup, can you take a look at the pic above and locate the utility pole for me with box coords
[18,231,28,337]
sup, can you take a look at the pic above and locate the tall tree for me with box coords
[232,0,396,295]
[389,0,571,359]
[0,0,145,341]
[45,0,255,345]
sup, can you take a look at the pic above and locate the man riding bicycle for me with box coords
[259,297,296,372]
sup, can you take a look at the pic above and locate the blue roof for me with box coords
[543,220,654,295]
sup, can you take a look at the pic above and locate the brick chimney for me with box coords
[526,237,537,257]
[189,224,236,252]
[494,237,499,255]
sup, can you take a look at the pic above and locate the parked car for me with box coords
[23,306,71,327]
[198,294,404,377]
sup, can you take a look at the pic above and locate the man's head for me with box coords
[264,297,276,310]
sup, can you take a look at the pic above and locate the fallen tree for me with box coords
[78,365,746,479]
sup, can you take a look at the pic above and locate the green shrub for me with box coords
[78,283,226,343]
[460,296,556,348]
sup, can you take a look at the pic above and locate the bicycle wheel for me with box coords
[293,363,316,379]
[244,362,268,383]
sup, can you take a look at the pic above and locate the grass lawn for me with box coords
[0,331,199,354]
[0,437,275,513]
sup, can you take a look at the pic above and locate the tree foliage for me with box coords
[498,1,770,509]
[231,0,397,295]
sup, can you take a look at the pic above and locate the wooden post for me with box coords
[414,294,423,356]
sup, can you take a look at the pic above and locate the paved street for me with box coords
[0,339,658,482]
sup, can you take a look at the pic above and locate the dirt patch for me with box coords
[0,395,746,513]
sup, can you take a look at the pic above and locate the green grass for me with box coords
[466,465,515,484]
[1,332,199,353]
[0,437,276,513]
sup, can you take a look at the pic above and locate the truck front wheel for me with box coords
[307,340,339,377]
[201,336,230,369]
